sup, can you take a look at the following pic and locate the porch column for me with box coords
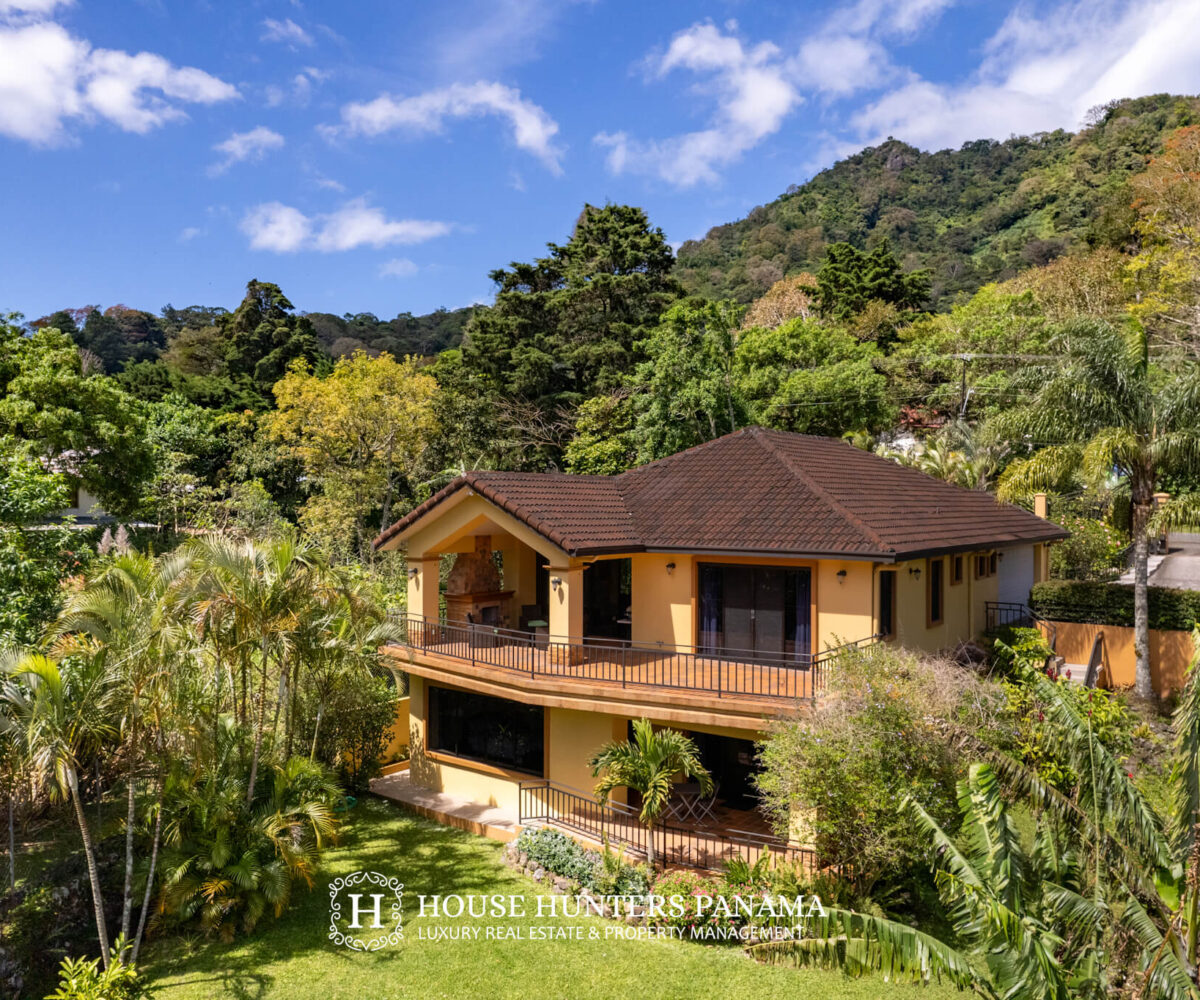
[498,541,539,622]
[408,554,441,643]
[548,564,584,664]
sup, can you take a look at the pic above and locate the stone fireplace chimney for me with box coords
[443,535,514,627]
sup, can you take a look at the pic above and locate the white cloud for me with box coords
[432,0,581,78]
[241,202,310,252]
[850,0,1200,151]
[596,22,800,186]
[0,19,237,145]
[240,198,452,254]
[792,34,890,96]
[326,80,563,173]
[178,226,202,242]
[0,0,72,15]
[208,125,284,175]
[826,0,957,39]
[379,258,418,278]
[260,17,312,48]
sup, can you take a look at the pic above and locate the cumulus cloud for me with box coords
[0,18,236,145]
[208,125,284,176]
[851,0,1200,150]
[325,80,563,173]
[260,17,312,48]
[595,22,800,187]
[240,198,452,253]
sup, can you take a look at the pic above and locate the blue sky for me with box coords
[2,0,1199,323]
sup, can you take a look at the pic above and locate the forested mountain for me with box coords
[675,94,1200,307]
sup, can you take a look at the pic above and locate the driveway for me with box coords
[1121,532,1200,591]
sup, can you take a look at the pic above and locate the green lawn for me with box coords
[144,796,962,1000]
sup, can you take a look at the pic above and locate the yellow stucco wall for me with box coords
[814,559,874,650]
[891,553,998,654]
[630,553,695,647]
[406,676,522,815]
[546,707,621,796]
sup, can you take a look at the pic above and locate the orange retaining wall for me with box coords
[1043,621,1195,697]
[383,696,410,761]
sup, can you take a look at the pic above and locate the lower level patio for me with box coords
[370,766,814,874]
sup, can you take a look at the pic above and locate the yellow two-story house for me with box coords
[374,427,1066,868]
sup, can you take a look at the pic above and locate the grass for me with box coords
[144,795,964,1000]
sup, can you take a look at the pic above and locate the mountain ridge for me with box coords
[674,93,1200,309]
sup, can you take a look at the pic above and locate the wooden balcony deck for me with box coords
[385,615,880,731]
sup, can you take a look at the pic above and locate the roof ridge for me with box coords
[750,429,894,554]
[615,426,757,484]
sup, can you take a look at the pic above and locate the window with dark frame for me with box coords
[878,570,896,638]
[989,552,998,575]
[927,557,944,627]
[951,554,964,585]
[427,685,544,776]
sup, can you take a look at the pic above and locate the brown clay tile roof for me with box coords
[374,427,1068,559]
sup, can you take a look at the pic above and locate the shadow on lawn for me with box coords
[145,796,525,997]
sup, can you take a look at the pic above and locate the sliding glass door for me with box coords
[698,564,812,663]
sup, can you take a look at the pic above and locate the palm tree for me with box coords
[183,533,320,804]
[0,651,116,966]
[992,319,1200,699]
[588,718,712,868]
[49,550,191,958]
[756,761,1196,999]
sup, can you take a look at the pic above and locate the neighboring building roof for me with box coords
[375,427,1068,560]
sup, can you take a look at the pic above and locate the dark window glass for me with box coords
[989,552,998,575]
[929,559,944,625]
[697,564,811,662]
[879,570,896,637]
[428,686,543,775]
[952,555,963,584]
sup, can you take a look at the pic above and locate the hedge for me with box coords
[1030,580,1200,632]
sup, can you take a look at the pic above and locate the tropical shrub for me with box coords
[46,947,147,1000]
[995,637,1136,791]
[1049,512,1128,580]
[157,753,342,941]
[307,675,397,793]
[646,869,733,938]
[514,828,597,885]
[755,645,1004,894]
[590,842,651,897]
[513,828,651,894]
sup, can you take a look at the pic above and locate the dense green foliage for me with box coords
[462,203,683,468]
[676,94,1200,306]
[1032,579,1200,630]
[755,644,1003,896]
[306,306,474,359]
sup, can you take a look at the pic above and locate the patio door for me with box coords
[699,564,811,662]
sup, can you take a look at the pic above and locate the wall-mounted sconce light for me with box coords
[407,567,419,579]
[550,576,562,592]
[998,551,1004,561]
[836,569,847,583]
[909,566,921,579]
[665,562,676,575]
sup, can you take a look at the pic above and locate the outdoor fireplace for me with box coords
[443,535,514,629]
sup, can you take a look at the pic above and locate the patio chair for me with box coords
[667,781,704,822]
[689,782,721,827]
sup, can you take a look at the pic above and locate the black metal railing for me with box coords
[518,779,821,874]
[985,601,1057,652]
[388,613,881,703]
